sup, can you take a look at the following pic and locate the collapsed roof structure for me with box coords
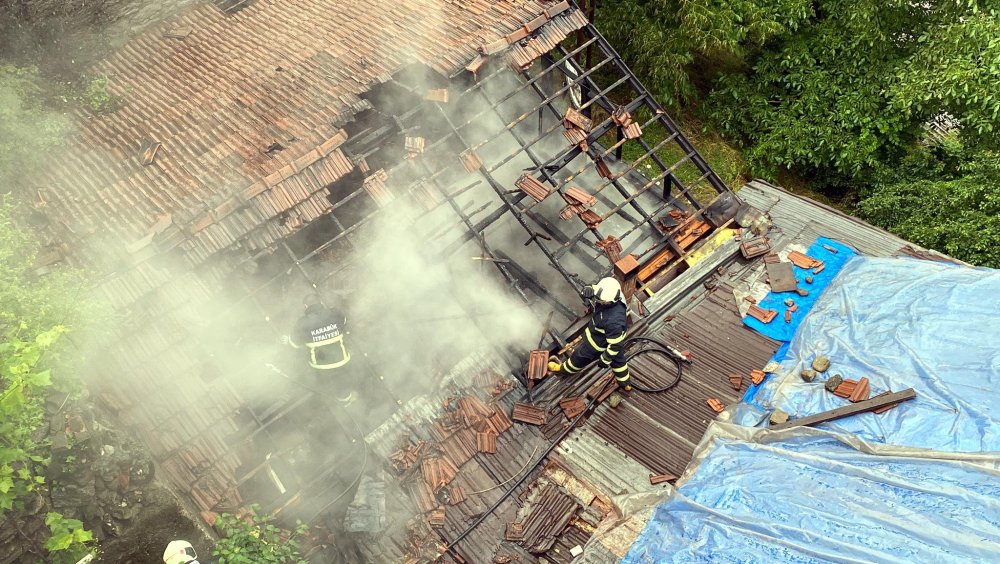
[29,0,968,561]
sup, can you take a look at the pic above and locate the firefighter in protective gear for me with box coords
[286,293,356,403]
[548,278,631,390]
[163,540,199,564]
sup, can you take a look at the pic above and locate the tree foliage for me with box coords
[0,200,96,558]
[0,64,68,190]
[858,142,1000,268]
[704,0,1000,182]
[213,506,307,564]
[595,0,812,106]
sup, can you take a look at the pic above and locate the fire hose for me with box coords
[445,336,686,554]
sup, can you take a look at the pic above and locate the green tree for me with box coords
[0,198,96,560]
[705,1,1000,184]
[858,142,1000,268]
[0,64,69,191]
[595,0,812,106]
[213,506,307,564]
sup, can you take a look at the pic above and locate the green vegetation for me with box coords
[594,0,1000,266]
[82,75,119,113]
[0,64,69,190]
[858,142,1000,267]
[0,199,96,560]
[213,506,307,564]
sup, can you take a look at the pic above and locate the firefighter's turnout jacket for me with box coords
[289,304,351,370]
[561,300,630,384]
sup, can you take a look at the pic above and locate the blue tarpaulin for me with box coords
[621,426,1000,564]
[742,237,857,342]
[751,257,1000,452]
[619,255,1000,563]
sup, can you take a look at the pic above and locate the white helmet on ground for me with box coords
[592,277,623,303]
[163,540,199,564]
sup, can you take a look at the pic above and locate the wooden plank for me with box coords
[770,388,917,430]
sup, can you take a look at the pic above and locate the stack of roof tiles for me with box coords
[34,0,589,518]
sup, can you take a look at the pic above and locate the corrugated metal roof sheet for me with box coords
[739,180,953,259]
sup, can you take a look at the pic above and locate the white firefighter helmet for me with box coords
[163,540,199,564]
[593,277,623,303]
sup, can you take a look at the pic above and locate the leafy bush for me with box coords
[704,1,1000,184]
[0,64,69,190]
[858,143,1000,268]
[213,506,307,564]
[44,512,95,563]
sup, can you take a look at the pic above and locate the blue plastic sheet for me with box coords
[622,427,1000,564]
[752,257,1000,452]
[743,237,857,342]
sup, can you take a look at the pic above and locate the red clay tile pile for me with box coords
[578,209,603,228]
[751,369,766,385]
[512,402,548,426]
[421,456,459,492]
[594,157,613,180]
[622,122,642,139]
[559,396,586,420]
[515,174,551,202]
[390,439,427,472]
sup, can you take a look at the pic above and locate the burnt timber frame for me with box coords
[141,9,734,526]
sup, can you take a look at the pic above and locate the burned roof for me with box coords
[38,0,585,274]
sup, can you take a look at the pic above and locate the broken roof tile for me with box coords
[424,89,449,103]
[563,186,597,208]
[649,473,678,485]
[563,107,592,132]
[459,148,483,172]
[849,377,871,403]
[476,430,497,454]
[511,402,547,426]
[527,350,549,381]
[514,174,551,202]
[559,396,586,420]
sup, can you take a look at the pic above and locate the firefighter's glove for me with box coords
[581,285,595,300]
[547,361,562,373]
